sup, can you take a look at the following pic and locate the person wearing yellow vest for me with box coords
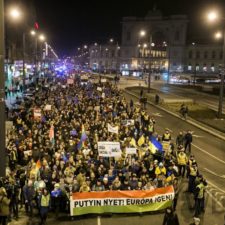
[39,188,51,225]
[194,176,207,217]
[188,163,199,193]
[162,129,172,142]
[177,148,188,178]
[155,162,167,177]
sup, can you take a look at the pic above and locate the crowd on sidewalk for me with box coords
[0,74,207,225]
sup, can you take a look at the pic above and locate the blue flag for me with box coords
[150,136,163,153]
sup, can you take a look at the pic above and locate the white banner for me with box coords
[122,120,135,126]
[107,124,118,134]
[126,147,137,155]
[101,79,107,83]
[97,87,102,92]
[98,142,121,157]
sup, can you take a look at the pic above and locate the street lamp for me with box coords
[215,31,222,39]
[110,38,114,43]
[206,10,225,118]
[140,30,146,37]
[207,10,219,22]
[39,34,45,41]
[30,30,36,36]
[9,7,22,20]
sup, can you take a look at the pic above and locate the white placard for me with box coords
[122,120,135,126]
[34,109,42,119]
[101,79,107,83]
[98,142,121,157]
[107,123,118,134]
[126,147,137,155]
[44,104,52,111]
[97,87,102,92]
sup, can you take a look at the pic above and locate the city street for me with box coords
[117,76,225,114]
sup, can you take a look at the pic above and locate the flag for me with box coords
[77,124,88,150]
[149,136,163,153]
[107,123,119,134]
[129,138,137,147]
[138,135,145,147]
[49,125,55,144]
[36,159,41,170]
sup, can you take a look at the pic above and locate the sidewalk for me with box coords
[123,87,225,141]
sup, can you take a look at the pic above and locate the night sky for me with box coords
[27,0,225,56]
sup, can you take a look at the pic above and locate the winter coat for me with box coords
[0,195,10,216]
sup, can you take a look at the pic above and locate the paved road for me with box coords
[117,76,225,113]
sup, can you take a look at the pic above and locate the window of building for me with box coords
[203,64,207,72]
[126,31,131,41]
[188,64,192,71]
[175,30,180,41]
[219,51,223,60]
[204,51,208,59]
[212,51,216,59]
[189,50,192,59]
[211,63,215,72]
[196,64,200,71]
[196,51,200,59]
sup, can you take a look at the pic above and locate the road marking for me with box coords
[97,216,101,225]
[207,180,225,195]
[204,168,225,179]
[152,112,163,117]
[192,134,204,138]
[206,190,225,210]
[192,143,225,165]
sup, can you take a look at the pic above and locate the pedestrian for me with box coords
[140,88,143,98]
[194,176,207,217]
[39,188,50,225]
[184,130,193,153]
[176,131,184,147]
[188,163,198,193]
[0,187,10,225]
[23,180,36,217]
[177,148,188,178]
[162,207,180,225]
[155,94,160,104]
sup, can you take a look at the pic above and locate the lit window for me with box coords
[188,65,192,71]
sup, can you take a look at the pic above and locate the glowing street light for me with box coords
[110,38,114,43]
[30,30,36,36]
[84,45,88,49]
[39,34,45,41]
[140,30,146,37]
[207,10,219,22]
[215,31,222,39]
[143,43,147,48]
[9,7,21,20]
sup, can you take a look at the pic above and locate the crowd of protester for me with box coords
[0,73,207,225]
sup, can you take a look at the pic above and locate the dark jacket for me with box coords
[163,212,180,225]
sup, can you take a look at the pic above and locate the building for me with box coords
[185,43,223,74]
[89,43,121,73]
[120,10,188,76]
[88,9,223,77]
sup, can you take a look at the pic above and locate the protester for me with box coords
[0,187,10,225]
[162,206,180,225]
[3,72,205,224]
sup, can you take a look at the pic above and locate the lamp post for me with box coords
[206,10,225,118]
[192,42,197,85]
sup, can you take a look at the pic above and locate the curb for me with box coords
[123,89,225,142]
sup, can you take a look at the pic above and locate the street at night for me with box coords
[0,0,225,225]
